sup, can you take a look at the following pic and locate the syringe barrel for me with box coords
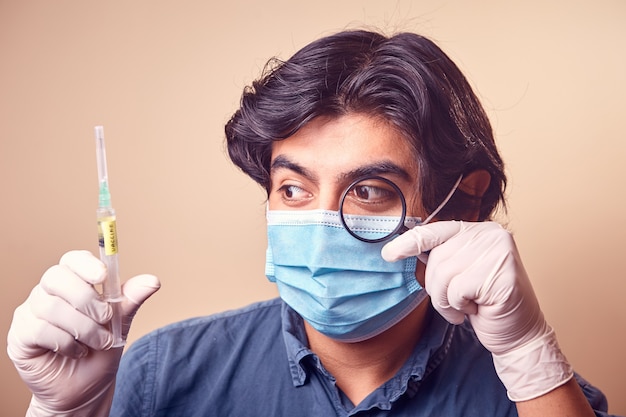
[97,206,123,301]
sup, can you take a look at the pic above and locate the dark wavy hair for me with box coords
[225,30,506,220]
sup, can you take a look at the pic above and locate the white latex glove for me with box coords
[7,250,160,417]
[382,221,573,402]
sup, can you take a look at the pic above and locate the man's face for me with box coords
[268,114,422,218]
[268,112,428,288]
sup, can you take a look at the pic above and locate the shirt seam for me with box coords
[141,330,158,417]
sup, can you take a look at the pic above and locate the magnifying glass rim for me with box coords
[339,175,407,243]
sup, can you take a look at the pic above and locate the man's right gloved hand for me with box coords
[7,250,160,417]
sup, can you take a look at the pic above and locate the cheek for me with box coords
[415,260,427,287]
[267,193,280,210]
[406,195,428,220]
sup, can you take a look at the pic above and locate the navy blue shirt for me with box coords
[111,298,613,416]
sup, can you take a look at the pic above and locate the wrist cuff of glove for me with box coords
[492,326,574,402]
[27,386,114,417]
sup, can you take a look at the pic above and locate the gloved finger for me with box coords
[59,250,106,285]
[446,286,479,317]
[426,276,467,325]
[120,274,160,334]
[422,246,469,325]
[8,303,88,360]
[381,221,464,262]
[40,264,112,324]
[29,286,113,350]
[443,262,483,315]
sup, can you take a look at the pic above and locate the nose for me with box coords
[317,188,342,212]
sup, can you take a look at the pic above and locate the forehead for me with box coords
[270,114,416,180]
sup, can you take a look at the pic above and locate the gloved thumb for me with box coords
[120,274,160,336]
[381,221,463,262]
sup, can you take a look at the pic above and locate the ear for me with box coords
[457,169,491,221]
[459,169,491,198]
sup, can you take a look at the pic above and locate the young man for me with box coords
[8,30,616,416]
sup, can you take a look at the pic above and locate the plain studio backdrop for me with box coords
[1,1,624,415]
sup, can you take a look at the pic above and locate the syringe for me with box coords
[94,125,125,348]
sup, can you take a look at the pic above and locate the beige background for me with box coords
[1,1,624,415]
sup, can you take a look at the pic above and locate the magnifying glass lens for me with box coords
[340,176,406,243]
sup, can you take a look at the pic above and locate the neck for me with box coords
[304,299,430,406]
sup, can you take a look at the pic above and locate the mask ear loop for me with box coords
[420,174,463,226]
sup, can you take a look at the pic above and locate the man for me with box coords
[8,29,615,416]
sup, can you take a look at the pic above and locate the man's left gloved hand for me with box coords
[382,221,573,401]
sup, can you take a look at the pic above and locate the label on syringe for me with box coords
[98,217,118,256]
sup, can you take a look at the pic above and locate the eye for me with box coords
[342,178,404,216]
[351,184,395,202]
[276,184,313,205]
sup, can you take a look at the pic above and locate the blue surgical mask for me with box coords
[265,209,426,343]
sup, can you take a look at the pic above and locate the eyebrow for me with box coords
[337,161,412,183]
[270,155,319,182]
[270,155,412,184]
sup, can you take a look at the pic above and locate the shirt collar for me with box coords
[281,302,314,386]
[280,301,454,389]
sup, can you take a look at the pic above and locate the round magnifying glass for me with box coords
[339,175,409,243]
